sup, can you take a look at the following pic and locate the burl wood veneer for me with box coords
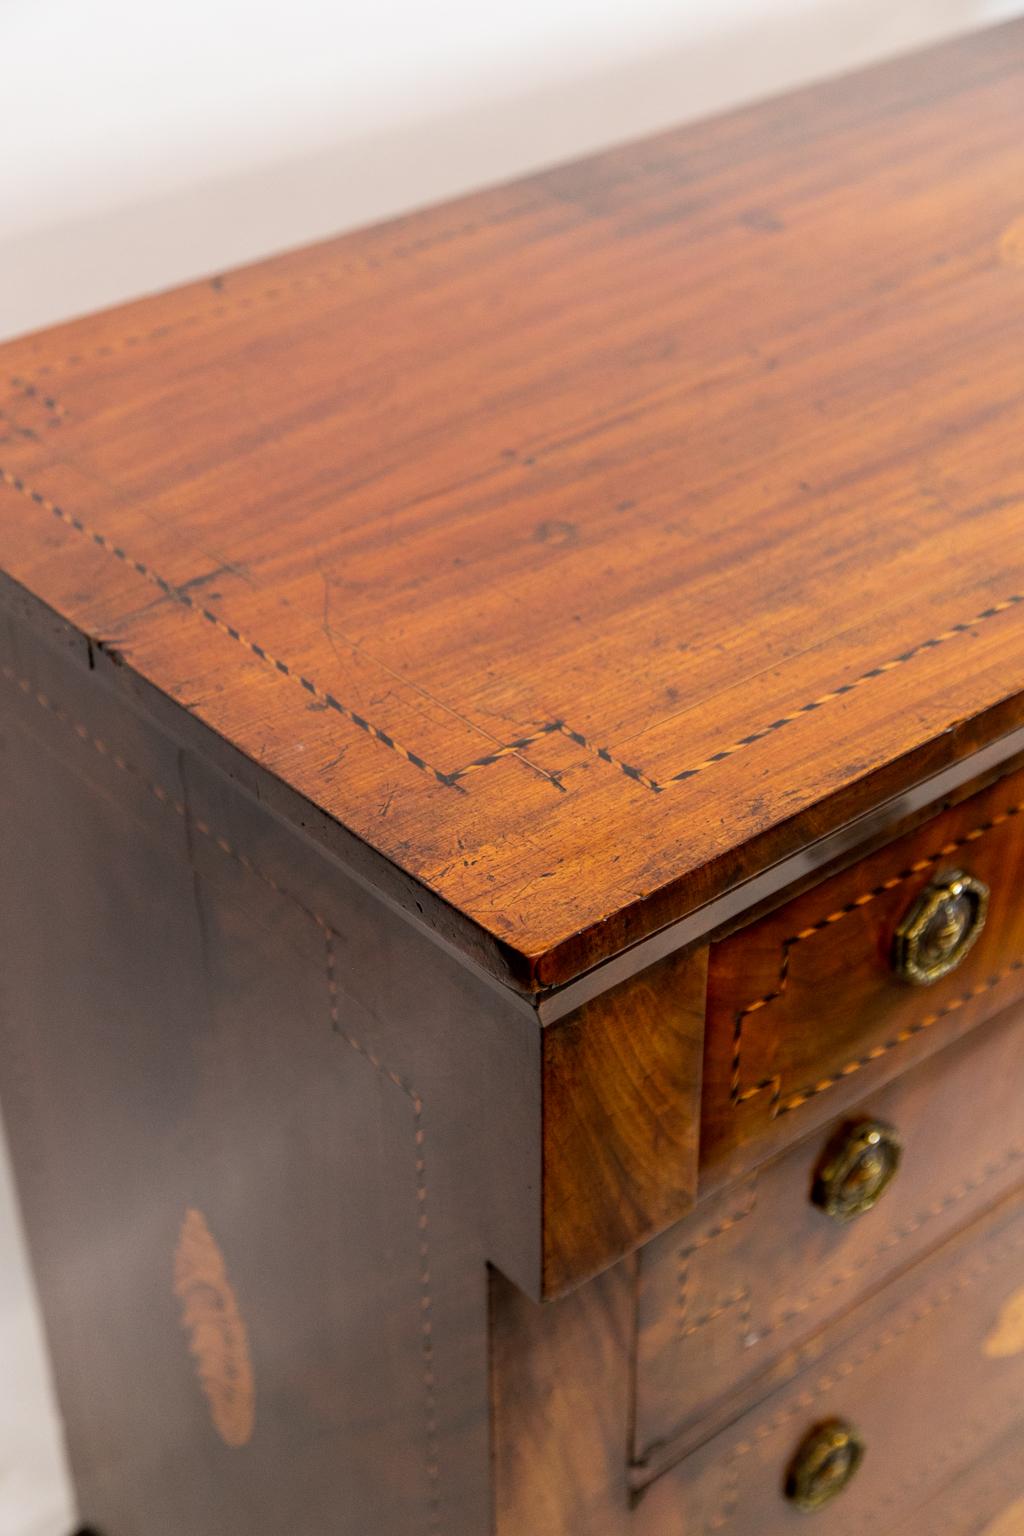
[4,17,1024,1536]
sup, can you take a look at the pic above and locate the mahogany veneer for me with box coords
[3,17,1024,1536]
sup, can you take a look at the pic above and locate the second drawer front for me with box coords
[636,996,1024,1462]
[639,1180,1024,1535]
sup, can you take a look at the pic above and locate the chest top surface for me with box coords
[2,21,1024,991]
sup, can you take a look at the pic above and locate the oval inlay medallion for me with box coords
[173,1207,255,1447]
[984,1285,1024,1360]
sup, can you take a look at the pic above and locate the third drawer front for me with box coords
[635,994,1024,1464]
[638,1180,1024,1535]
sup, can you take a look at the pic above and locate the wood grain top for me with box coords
[3,21,1024,993]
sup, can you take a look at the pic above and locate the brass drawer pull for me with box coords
[893,870,989,985]
[812,1119,901,1222]
[785,1419,865,1511]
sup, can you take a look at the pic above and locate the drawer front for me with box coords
[702,763,1024,1179]
[639,1182,1024,1535]
[636,998,1024,1461]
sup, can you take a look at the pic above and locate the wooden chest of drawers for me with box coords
[3,18,1024,1536]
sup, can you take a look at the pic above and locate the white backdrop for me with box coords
[1,1,1019,1530]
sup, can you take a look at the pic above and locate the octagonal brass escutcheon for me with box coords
[892,870,989,986]
[785,1419,866,1512]
[811,1119,902,1223]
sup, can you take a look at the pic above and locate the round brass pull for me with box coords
[892,870,988,985]
[811,1119,901,1222]
[785,1419,865,1511]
